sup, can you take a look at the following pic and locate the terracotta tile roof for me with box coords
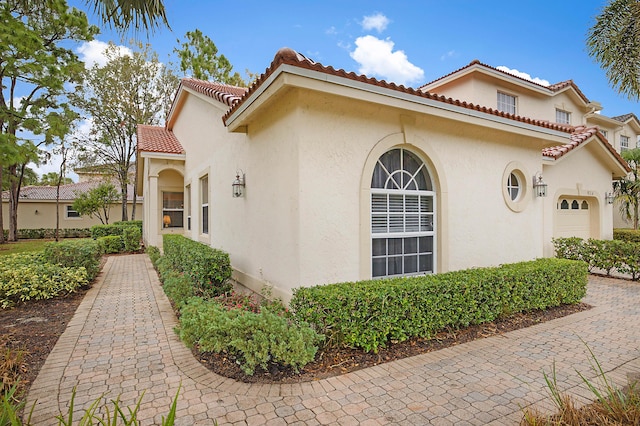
[222,49,573,133]
[612,112,640,124]
[137,125,184,154]
[181,78,247,107]
[2,182,141,201]
[542,125,630,171]
[420,60,590,104]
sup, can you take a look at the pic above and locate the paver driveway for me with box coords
[26,254,640,425]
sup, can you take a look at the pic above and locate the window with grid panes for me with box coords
[371,148,435,278]
[555,109,571,125]
[497,92,516,115]
[621,135,630,152]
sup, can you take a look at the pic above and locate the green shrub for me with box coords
[0,253,89,308]
[122,227,141,252]
[290,258,587,353]
[178,297,322,375]
[553,237,640,279]
[42,239,103,281]
[146,246,161,266]
[614,228,640,243]
[162,271,196,309]
[98,235,124,254]
[162,235,232,298]
[2,228,91,240]
[114,220,143,230]
[90,224,123,239]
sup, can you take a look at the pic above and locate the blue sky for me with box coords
[41,0,638,177]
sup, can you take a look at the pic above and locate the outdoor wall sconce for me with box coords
[35,209,39,215]
[163,215,171,228]
[605,192,615,205]
[232,170,245,198]
[533,172,548,197]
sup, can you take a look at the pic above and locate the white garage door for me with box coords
[555,198,592,239]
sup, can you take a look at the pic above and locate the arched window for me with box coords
[571,200,579,210]
[371,148,435,278]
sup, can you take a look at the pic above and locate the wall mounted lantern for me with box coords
[232,170,245,198]
[533,172,548,197]
[605,192,615,205]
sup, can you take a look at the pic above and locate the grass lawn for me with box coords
[0,239,53,255]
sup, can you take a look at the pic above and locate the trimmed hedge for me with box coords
[42,239,103,281]
[98,235,124,254]
[553,237,640,280]
[613,228,640,243]
[90,224,123,239]
[2,228,91,239]
[290,258,587,352]
[114,220,143,233]
[0,253,89,308]
[162,235,232,297]
[122,227,141,252]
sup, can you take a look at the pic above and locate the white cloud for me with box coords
[440,50,457,61]
[326,26,338,35]
[361,13,390,33]
[77,40,132,68]
[496,66,550,86]
[350,35,424,86]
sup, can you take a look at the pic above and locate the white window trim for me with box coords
[502,162,530,213]
[200,175,209,235]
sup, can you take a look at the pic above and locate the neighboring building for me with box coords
[137,49,629,301]
[1,182,143,230]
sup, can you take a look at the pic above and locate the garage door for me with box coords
[555,198,592,239]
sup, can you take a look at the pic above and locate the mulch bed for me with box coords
[0,288,89,395]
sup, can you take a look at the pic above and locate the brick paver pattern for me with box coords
[26,254,640,425]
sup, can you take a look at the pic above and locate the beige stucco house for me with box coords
[1,181,142,230]
[137,49,629,301]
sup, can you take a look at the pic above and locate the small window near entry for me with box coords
[497,92,516,115]
[555,109,571,125]
[560,200,569,209]
[66,205,80,218]
[162,192,183,228]
[502,163,529,212]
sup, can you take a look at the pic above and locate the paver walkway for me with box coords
[26,254,640,425]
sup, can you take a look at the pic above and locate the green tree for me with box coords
[13,0,169,34]
[72,182,119,224]
[1,167,37,190]
[0,0,97,242]
[174,29,247,86]
[39,172,73,186]
[614,148,640,229]
[72,42,179,221]
[587,0,640,99]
